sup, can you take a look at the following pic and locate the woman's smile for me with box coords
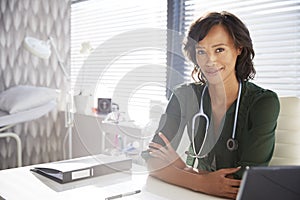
[204,66,224,77]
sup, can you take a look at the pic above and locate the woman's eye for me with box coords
[196,49,206,55]
[216,48,225,53]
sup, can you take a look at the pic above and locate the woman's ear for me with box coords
[237,47,243,55]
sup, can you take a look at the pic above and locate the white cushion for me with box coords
[0,85,58,114]
[270,97,300,166]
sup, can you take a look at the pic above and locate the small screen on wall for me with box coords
[97,98,111,114]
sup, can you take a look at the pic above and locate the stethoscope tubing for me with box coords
[188,82,242,159]
[191,85,209,159]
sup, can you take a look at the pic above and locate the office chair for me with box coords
[270,96,300,166]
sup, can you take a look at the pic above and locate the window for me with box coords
[171,0,300,97]
[71,0,168,126]
[72,0,300,127]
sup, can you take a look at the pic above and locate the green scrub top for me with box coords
[151,81,280,179]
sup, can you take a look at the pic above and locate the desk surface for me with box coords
[0,163,224,200]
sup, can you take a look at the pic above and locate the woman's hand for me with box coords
[198,167,241,199]
[148,132,186,169]
[147,132,241,199]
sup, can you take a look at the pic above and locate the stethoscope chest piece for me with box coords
[226,138,238,151]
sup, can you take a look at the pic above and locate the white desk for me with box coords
[0,163,223,200]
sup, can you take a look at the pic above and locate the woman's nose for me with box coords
[206,53,217,67]
[196,52,217,67]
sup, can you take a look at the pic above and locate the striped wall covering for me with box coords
[0,0,70,169]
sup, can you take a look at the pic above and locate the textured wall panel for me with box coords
[0,0,70,169]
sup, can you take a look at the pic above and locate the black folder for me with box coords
[30,154,132,184]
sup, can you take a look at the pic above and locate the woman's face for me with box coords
[196,25,241,85]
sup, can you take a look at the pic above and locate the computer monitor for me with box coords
[237,166,300,200]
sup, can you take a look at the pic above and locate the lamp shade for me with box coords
[24,37,51,59]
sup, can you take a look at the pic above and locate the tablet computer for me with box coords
[237,166,300,200]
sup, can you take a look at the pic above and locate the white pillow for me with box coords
[0,85,58,114]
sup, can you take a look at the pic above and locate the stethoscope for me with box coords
[186,82,242,159]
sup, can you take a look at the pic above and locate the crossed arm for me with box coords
[146,132,241,199]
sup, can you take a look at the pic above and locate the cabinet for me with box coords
[72,113,146,164]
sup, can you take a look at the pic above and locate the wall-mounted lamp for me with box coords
[24,36,74,159]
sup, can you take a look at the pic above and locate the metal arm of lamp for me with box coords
[24,36,74,159]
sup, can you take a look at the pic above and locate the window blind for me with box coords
[71,0,168,126]
[182,0,300,97]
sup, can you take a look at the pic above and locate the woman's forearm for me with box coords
[147,157,204,192]
[147,157,241,199]
[146,132,241,199]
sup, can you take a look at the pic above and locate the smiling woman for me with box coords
[195,25,242,86]
[182,0,300,97]
[144,11,280,199]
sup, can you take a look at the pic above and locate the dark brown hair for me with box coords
[183,11,256,83]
